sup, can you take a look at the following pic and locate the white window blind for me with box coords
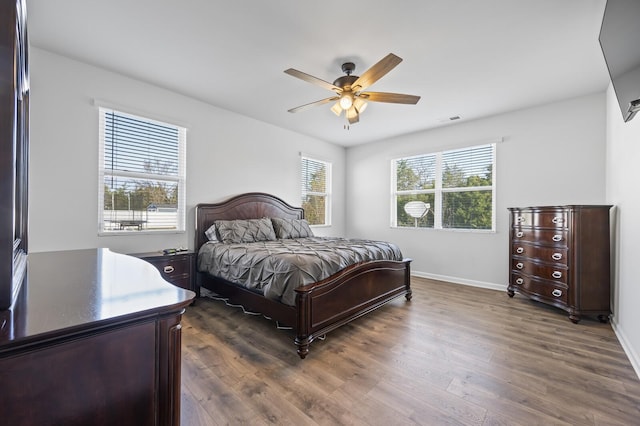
[98,108,186,233]
[301,156,331,226]
[392,143,495,231]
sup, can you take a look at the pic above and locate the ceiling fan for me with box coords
[284,53,420,125]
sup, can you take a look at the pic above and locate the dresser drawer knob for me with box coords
[552,289,563,297]
[163,265,175,274]
[552,271,562,279]
[516,262,524,270]
[515,277,524,285]
[552,234,562,242]
[552,216,564,224]
[551,253,562,260]
[516,247,524,254]
[516,216,525,224]
[516,231,524,238]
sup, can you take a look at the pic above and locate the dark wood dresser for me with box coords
[507,205,612,323]
[0,249,195,425]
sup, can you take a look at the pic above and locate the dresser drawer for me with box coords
[512,211,567,228]
[511,273,568,304]
[511,258,568,284]
[512,228,568,247]
[511,243,568,266]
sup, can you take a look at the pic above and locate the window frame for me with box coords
[300,155,332,227]
[97,107,187,235]
[391,143,496,232]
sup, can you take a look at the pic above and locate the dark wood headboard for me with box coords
[194,192,305,251]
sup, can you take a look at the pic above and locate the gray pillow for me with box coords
[215,218,277,244]
[204,224,218,242]
[271,217,314,239]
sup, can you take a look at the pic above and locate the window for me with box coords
[98,108,186,233]
[301,156,331,226]
[392,143,495,231]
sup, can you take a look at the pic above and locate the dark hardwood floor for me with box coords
[180,277,640,425]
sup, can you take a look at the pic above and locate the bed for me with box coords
[194,192,412,358]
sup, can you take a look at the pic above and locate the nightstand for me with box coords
[131,251,196,294]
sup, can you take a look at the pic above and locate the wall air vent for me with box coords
[438,115,462,124]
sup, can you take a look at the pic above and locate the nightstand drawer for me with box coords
[166,275,191,290]
[147,256,191,278]
[130,251,196,293]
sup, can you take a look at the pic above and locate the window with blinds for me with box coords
[392,143,495,230]
[98,108,186,233]
[301,156,331,226]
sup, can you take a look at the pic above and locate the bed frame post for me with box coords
[294,291,311,359]
[404,259,413,301]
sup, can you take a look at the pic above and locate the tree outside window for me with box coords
[301,156,331,226]
[392,143,495,231]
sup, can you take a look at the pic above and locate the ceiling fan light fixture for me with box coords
[353,97,368,113]
[346,106,359,124]
[339,92,354,109]
[330,102,342,116]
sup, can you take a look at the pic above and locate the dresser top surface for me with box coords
[508,205,613,211]
[0,248,195,348]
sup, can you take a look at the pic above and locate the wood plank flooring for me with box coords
[180,277,640,425]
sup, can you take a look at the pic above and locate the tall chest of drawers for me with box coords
[507,205,612,323]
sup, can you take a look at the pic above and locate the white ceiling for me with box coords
[26,0,610,147]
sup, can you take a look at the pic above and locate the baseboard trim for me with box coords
[411,270,507,292]
[610,316,640,380]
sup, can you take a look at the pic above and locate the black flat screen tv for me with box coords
[599,0,640,122]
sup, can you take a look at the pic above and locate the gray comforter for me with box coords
[197,237,403,306]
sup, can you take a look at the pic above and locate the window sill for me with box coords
[98,230,186,237]
[391,226,495,234]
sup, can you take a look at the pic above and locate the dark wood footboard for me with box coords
[198,258,411,359]
[294,258,412,358]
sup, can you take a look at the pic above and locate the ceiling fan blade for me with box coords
[359,91,421,104]
[284,68,342,93]
[351,53,403,91]
[287,96,339,113]
[346,106,359,124]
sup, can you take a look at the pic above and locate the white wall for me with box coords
[29,48,346,254]
[346,93,607,289]
[606,85,640,377]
